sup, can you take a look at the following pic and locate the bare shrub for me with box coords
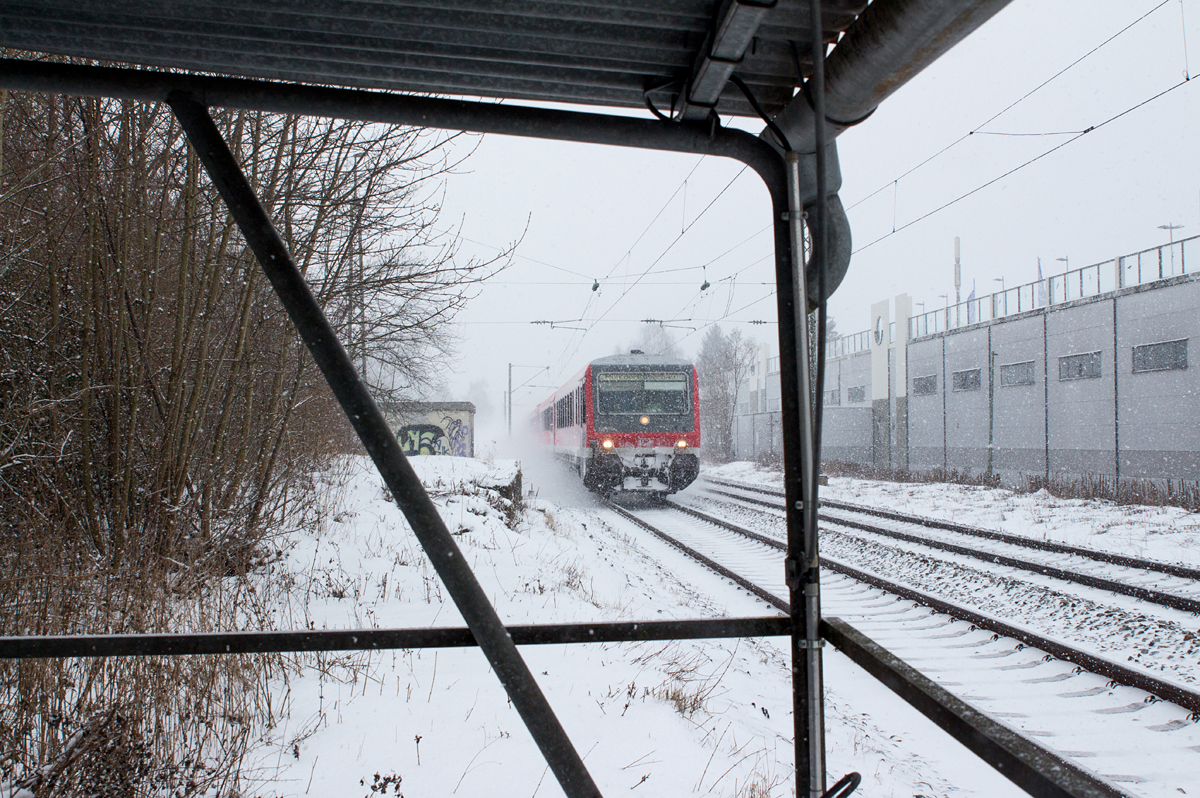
[822,460,1001,489]
[1023,472,1200,512]
[823,459,1200,512]
[0,63,498,794]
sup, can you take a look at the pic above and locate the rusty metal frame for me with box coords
[0,56,1126,798]
[0,58,800,798]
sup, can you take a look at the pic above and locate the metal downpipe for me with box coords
[772,0,1017,308]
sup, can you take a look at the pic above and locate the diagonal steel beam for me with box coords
[165,92,602,798]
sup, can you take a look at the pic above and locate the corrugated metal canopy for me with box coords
[0,0,866,119]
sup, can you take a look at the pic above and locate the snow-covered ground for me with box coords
[706,462,1200,570]
[245,454,1027,797]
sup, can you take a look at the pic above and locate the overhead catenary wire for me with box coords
[586,165,750,327]
[845,0,1174,213]
[853,74,1197,254]
[546,164,752,381]
[534,154,711,383]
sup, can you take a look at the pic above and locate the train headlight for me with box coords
[639,416,650,425]
[676,440,688,448]
[601,439,614,449]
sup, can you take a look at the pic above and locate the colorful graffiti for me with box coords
[440,416,471,457]
[398,424,452,456]
[397,416,472,457]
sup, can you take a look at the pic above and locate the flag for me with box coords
[1036,257,1047,307]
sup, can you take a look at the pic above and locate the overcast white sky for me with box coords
[435,0,1200,425]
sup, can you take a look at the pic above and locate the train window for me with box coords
[1132,339,1187,373]
[596,372,689,415]
[951,368,981,392]
[848,385,868,402]
[999,360,1036,387]
[1058,351,1102,381]
[910,376,935,396]
[542,407,552,430]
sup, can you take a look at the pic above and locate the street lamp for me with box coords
[1056,256,1068,272]
[993,277,1005,292]
[1160,223,1184,274]
[1159,223,1184,245]
[938,293,949,307]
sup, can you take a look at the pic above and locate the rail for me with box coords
[612,498,1140,798]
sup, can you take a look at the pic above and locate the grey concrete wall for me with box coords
[991,314,1047,484]
[906,337,944,472]
[821,407,874,465]
[825,352,870,407]
[1116,280,1200,479]
[733,413,753,458]
[944,327,989,474]
[1047,298,1116,477]
[736,273,1200,485]
[732,412,783,460]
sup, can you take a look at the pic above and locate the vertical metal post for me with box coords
[987,330,995,478]
[954,236,962,306]
[166,93,602,798]
[508,362,513,436]
[785,151,827,798]
[797,0,831,794]
[1112,297,1120,485]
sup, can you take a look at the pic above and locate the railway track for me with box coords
[602,497,1200,798]
[696,477,1200,616]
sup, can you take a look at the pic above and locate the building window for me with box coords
[1000,360,1036,387]
[1059,351,1102,381]
[911,376,936,396]
[847,386,866,403]
[1132,339,1187,373]
[952,369,981,391]
[824,389,840,406]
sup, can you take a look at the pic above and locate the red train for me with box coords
[533,350,701,494]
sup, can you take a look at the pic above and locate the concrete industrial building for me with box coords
[733,235,1200,487]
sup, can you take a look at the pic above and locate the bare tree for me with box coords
[697,325,757,461]
[0,79,499,795]
[625,322,682,357]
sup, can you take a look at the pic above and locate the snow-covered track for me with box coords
[697,477,1200,615]
[607,498,1200,796]
[664,500,1200,715]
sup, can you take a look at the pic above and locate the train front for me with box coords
[584,352,700,495]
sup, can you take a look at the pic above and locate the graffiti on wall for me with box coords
[397,415,473,457]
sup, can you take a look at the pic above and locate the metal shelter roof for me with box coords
[2,3,1087,796]
[0,0,866,120]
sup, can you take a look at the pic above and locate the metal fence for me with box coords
[826,329,871,359]
[908,235,1198,339]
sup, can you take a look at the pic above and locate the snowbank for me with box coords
[705,462,1200,568]
[243,455,1022,797]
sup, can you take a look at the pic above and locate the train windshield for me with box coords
[596,372,689,415]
